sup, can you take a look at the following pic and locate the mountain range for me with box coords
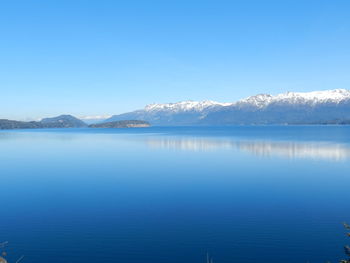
[1,89,350,129]
[105,89,350,125]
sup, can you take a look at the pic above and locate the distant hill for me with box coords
[0,115,87,130]
[0,119,42,129]
[105,89,350,126]
[89,120,150,128]
[40,115,87,128]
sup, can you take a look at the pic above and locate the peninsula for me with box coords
[89,120,150,128]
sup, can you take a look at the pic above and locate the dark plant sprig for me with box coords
[340,223,350,263]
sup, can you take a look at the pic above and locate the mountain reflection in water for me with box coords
[144,136,350,161]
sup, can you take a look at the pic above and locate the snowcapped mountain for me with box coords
[237,89,350,108]
[141,89,350,112]
[105,89,350,126]
[144,100,233,112]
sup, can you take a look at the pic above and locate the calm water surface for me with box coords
[1,126,350,263]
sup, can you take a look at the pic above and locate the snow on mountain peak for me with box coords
[143,89,350,112]
[237,89,350,108]
[144,100,233,112]
[274,89,350,104]
[238,94,274,108]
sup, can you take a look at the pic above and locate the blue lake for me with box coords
[1,126,350,263]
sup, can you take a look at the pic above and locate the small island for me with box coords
[89,120,150,128]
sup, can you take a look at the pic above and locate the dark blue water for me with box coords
[1,126,350,263]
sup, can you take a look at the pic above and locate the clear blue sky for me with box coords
[1,0,349,120]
